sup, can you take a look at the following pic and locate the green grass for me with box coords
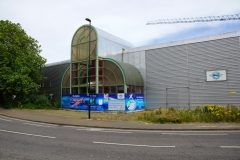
[137,105,240,123]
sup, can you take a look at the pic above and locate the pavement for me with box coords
[0,108,239,130]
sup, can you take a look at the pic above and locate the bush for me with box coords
[137,105,240,124]
[20,95,51,109]
[199,104,240,122]
[178,110,196,122]
[165,108,181,123]
[138,108,181,123]
[1,94,62,110]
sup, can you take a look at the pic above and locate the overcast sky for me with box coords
[0,0,240,63]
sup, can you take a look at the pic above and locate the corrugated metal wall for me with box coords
[145,45,189,108]
[145,36,240,108]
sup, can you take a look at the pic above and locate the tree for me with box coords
[0,20,46,105]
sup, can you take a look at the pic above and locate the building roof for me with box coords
[96,27,133,48]
[45,31,240,66]
[45,60,70,67]
[126,31,240,53]
[104,58,144,86]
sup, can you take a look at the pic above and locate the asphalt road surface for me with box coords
[0,115,240,160]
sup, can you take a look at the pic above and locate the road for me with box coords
[0,115,239,160]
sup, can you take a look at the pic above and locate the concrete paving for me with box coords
[0,108,239,130]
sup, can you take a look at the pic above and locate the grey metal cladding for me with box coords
[145,36,240,108]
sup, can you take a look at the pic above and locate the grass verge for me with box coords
[137,105,240,123]
[1,104,239,123]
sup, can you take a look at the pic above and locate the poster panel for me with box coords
[62,94,105,111]
[89,94,105,111]
[125,94,144,112]
[108,94,125,111]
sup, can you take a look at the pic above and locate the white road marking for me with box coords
[23,122,55,128]
[76,128,132,134]
[162,133,228,136]
[63,125,240,134]
[220,146,240,149]
[0,129,56,139]
[92,130,132,134]
[76,128,102,131]
[1,116,239,134]
[25,121,58,126]
[199,125,217,127]
[63,126,86,129]
[93,141,175,148]
[0,115,34,123]
[0,115,58,127]
[0,117,12,122]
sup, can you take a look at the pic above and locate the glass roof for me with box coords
[96,27,132,57]
[104,58,144,87]
[71,25,132,63]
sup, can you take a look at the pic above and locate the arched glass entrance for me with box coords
[61,25,143,96]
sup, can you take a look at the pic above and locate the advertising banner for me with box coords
[108,94,125,111]
[62,93,144,112]
[89,94,105,111]
[62,94,105,111]
[125,94,145,112]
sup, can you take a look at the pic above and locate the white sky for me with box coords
[0,0,239,63]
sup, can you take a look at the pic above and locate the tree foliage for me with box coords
[0,20,46,104]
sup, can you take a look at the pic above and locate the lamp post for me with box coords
[85,18,91,119]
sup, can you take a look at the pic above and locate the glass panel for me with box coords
[104,86,110,93]
[80,87,87,94]
[71,46,78,62]
[98,87,103,94]
[72,63,78,71]
[98,76,103,85]
[117,86,124,93]
[78,29,89,44]
[72,78,79,86]
[110,86,116,93]
[71,87,78,94]
[90,86,96,94]
[90,40,97,59]
[71,27,96,67]
[79,43,88,61]
[62,88,70,95]
[96,28,132,57]
[62,69,70,88]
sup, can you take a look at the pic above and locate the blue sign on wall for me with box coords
[62,94,144,112]
[125,94,145,112]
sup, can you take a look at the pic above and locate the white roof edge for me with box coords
[45,60,70,67]
[126,31,240,53]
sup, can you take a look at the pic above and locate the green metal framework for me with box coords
[61,25,144,95]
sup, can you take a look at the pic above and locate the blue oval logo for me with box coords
[212,72,220,79]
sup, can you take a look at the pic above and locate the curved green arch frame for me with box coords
[68,25,143,95]
[103,58,127,93]
[70,25,98,94]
